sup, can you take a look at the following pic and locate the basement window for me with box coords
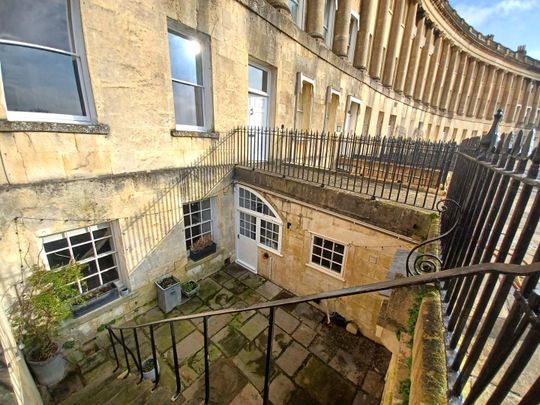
[0,0,95,123]
[42,223,120,293]
[310,234,346,276]
[183,198,213,250]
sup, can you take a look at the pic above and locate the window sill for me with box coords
[0,120,110,134]
[306,262,345,281]
[171,129,219,139]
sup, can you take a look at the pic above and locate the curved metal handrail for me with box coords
[406,198,462,276]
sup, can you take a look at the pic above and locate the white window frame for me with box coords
[237,186,282,255]
[307,233,347,280]
[323,0,337,48]
[347,11,359,63]
[183,198,214,250]
[0,0,96,124]
[168,20,213,132]
[41,222,121,294]
[289,0,306,29]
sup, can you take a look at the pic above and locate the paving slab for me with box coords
[223,277,251,295]
[228,309,256,329]
[254,325,292,357]
[135,307,166,325]
[238,288,266,306]
[209,270,232,286]
[276,342,310,377]
[224,265,250,279]
[212,326,249,357]
[174,296,204,315]
[329,348,366,384]
[197,278,222,301]
[268,373,296,405]
[353,390,380,405]
[295,356,357,405]
[182,358,248,404]
[206,288,237,310]
[239,312,269,341]
[362,370,385,399]
[195,313,234,337]
[233,346,275,392]
[275,308,300,334]
[292,302,324,330]
[171,330,204,361]
[256,281,283,300]
[292,322,317,348]
[309,335,339,363]
[240,272,267,289]
[229,382,262,405]
[153,320,196,352]
[188,343,223,375]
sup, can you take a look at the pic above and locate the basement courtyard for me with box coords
[59,264,391,404]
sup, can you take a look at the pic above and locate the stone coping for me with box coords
[170,129,219,139]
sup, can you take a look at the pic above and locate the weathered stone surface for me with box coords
[233,346,275,392]
[255,281,283,300]
[269,373,296,405]
[295,356,357,404]
[197,278,222,302]
[362,370,385,399]
[213,326,249,357]
[346,321,359,335]
[275,308,300,334]
[329,349,365,384]
[255,325,292,357]
[239,313,268,341]
[292,322,317,347]
[171,330,204,360]
[276,342,310,377]
[230,382,262,404]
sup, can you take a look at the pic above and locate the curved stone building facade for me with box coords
[268,0,540,141]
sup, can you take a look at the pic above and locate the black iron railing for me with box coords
[440,110,540,404]
[234,127,458,210]
[107,262,540,404]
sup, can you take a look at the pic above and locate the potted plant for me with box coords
[181,280,200,298]
[189,234,217,261]
[155,275,182,313]
[141,357,159,382]
[71,283,119,317]
[10,261,84,386]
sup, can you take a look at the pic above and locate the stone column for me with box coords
[430,39,451,107]
[394,0,418,93]
[306,0,326,40]
[353,0,377,70]
[413,25,434,101]
[422,33,443,104]
[457,58,476,115]
[369,0,392,79]
[467,62,486,117]
[448,51,467,113]
[382,0,407,87]
[404,15,426,97]
[478,66,496,119]
[529,83,540,126]
[518,79,533,123]
[508,75,524,122]
[267,0,292,14]
[439,46,460,110]
[499,73,515,120]
[333,0,352,57]
[486,69,504,117]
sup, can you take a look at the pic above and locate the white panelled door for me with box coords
[236,211,258,272]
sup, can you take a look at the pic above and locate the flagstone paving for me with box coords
[61,264,391,405]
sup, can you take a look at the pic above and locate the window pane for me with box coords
[81,262,97,278]
[98,255,115,270]
[201,199,211,209]
[46,250,71,268]
[0,0,72,51]
[101,268,119,284]
[248,65,267,93]
[70,232,91,246]
[93,228,111,239]
[43,238,68,253]
[202,210,211,221]
[85,275,101,291]
[201,222,211,233]
[168,32,202,85]
[173,82,204,126]
[190,202,200,212]
[184,214,191,226]
[72,242,94,261]
[0,44,85,115]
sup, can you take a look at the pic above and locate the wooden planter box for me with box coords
[189,242,217,261]
[72,287,119,317]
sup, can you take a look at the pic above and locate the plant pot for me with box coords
[27,346,66,386]
[189,242,217,261]
[155,276,182,313]
[141,357,160,382]
[72,287,119,317]
[181,281,200,298]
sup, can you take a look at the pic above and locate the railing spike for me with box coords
[519,130,534,160]
[479,109,503,155]
[494,133,506,154]
[511,130,523,157]
[502,131,513,154]
[531,129,540,164]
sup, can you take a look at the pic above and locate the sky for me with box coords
[449,0,540,60]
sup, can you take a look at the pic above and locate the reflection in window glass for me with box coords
[248,65,267,93]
